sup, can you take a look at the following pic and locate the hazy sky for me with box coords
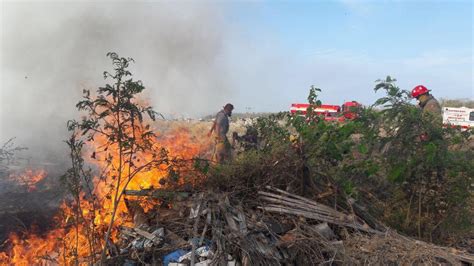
[0,0,472,158]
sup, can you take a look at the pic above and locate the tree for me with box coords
[67,52,167,262]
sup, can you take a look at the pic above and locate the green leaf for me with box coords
[388,164,406,183]
[358,144,368,154]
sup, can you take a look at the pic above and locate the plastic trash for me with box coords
[163,249,188,266]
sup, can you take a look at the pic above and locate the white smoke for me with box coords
[0,1,232,163]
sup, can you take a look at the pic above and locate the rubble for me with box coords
[104,186,474,265]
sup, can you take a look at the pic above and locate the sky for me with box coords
[0,0,472,160]
[224,0,473,110]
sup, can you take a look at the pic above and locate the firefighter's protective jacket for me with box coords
[420,95,442,117]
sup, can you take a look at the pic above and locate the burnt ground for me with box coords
[0,165,66,244]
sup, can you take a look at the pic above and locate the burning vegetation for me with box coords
[0,53,211,264]
[0,54,473,265]
[8,169,47,192]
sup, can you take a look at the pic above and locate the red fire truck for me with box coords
[290,101,362,122]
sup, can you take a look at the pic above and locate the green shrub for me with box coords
[208,77,473,245]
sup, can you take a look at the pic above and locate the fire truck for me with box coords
[442,107,474,129]
[290,101,362,122]
[291,101,474,129]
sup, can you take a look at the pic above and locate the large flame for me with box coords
[0,120,212,264]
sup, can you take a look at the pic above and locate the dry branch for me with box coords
[124,189,190,199]
[258,187,378,233]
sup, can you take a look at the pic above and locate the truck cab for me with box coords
[341,101,361,120]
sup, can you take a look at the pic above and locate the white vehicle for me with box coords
[442,107,474,129]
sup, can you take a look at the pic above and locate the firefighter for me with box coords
[412,85,442,142]
[208,103,234,163]
[411,85,442,119]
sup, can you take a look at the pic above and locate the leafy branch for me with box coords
[66,52,167,263]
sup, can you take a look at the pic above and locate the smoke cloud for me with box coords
[0,2,232,163]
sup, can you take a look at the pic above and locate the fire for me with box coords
[1,229,65,265]
[0,120,212,264]
[8,169,47,192]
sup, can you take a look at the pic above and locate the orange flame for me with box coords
[0,120,212,264]
[8,169,47,192]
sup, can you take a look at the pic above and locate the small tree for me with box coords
[67,52,166,262]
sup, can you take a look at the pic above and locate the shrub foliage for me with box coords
[210,76,473,244]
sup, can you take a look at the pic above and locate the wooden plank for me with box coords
[123,189,190,199]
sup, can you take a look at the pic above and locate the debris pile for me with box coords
[105,186,474,265]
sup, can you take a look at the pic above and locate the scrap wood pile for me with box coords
[106,185,474,265]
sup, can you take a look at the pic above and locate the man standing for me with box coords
[411,85,442,143]
[411,85,442,119]
[208,103,234,163]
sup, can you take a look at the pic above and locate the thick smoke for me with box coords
[0,2,231,164]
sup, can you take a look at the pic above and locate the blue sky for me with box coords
[246,1,471,57]
[222,0,473,111]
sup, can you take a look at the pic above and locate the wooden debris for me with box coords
[124,189,190,199]
[258,186,380,233]
[314,222,337,240]
[103,188,473,265]
[166,229,188,247]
